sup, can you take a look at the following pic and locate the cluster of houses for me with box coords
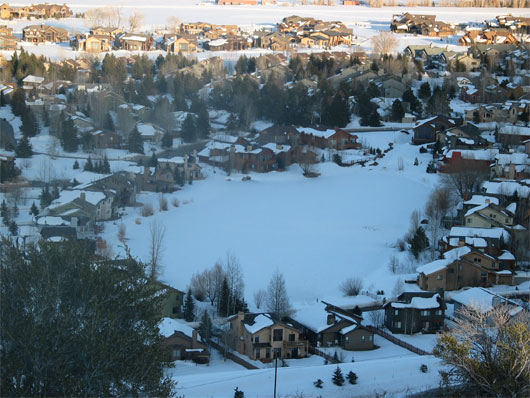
[391,13,456,37]
[0,3,71,20]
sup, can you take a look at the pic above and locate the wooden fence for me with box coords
[365,326,431,356]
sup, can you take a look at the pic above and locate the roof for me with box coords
[243,313,275,334]
[158,317,201,340]
[391,294,442,310]
[298,127,337,139]
[448,226,511,241]
[49,190,106,209]
[416,258,453,275]
[451,287,520,314]
[464,195,499,207]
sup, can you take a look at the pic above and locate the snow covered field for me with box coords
[2,2,529,60]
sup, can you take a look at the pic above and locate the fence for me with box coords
[365,326,431,356]
[207,339,259,370]
[308,346,339,364]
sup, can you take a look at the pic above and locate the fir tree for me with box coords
[60,116,79,152]
[332,366,345,386]
[196,105,211,139]
[30,201,39,218]
[102,155,111,173]
[128,126,144,154]
[409,226,429,259]
[183,289,195,322]
[1,200,9,226]
[13,203,18,218]
[84,156,94,171]
[418,82,431,101]
[15,135,33,158]
[104,112,115,131]
[149,153,158,168]
[391,99,405,122]
[402,88,422,115]
[367,108,382,127]
[73,160,80,169]
[21,109,38,137]
[161,132,172,148]
[39,186,52,209]
[234,387,244,398]
[8,220,18,236]
[347,371,358,384]
[181,114,197,143]
[10,88,26,117]
[199,310,212,341]
[218,277,230,317]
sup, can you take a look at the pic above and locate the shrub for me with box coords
[340,277,363,296]
[419,146,427,154]
[420,364,428,373]
[141,203,154,217]
[332,366,345,386]
[347,371,358,384]
[171,197,179,207]
[158,194,168,211]
[314,379,324,388]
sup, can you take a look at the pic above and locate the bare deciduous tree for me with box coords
[158,194,168,211]
[266,269,291,317]
[128,10,144,32]
[340,277,363,296]
[425,186,451,259]
[148,219,166,280]
[434,305,530,398]
[441,161,490,199]
[368,309,385,328]
[371,31,398,56]
[222,252,245,314]
[117,222,126,243]
[253,289,266,309]
[190,263,225,306]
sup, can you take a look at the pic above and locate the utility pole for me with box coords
[273,354,278,398]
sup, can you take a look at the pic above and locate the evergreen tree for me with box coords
[402,88,422,115]
[128,126,144,154]
[15,135,33,158]
[8,220,18,236]
[218,277,230,317]
[323,92,350,128]
[370,59,379,72]
[347,371,358,384]
[391,99,405,122]
[0,90,5,107]
[234,55,248,75]
[21,109,38,137]
[73,160,80,169]
[314,379,324,388]
[332,366,345,386]
[418,82,431,101]
[367,107,382,127]
[10,88,26,117]
[183,289,195,322]
[409,226,429,259]
[30,202,39,218]
[198,310,212,341]
[181,114,197,143]
[104,112,115,131]
[60,116,79,152]
[102,155,111,173]
[161,131,172,148]
[39,186,52,209]
[427,87,452,117]
[149,153,158,168]
[234,387,244,398]
[196,105,211,139]
[84,156,94,171]
[13,203,18,218]
[1,199,9,226]
[0,240,175,397]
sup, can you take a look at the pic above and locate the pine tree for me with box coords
[104,112,115,131]
[10,88,26,117]
[128,126,144,154]
[418,82,431,101]
[183,289,195,322]
[73,160,79,169]
[199,310,212,341]
[21,109,38,137]
[196,105,211,139]
[84,156,94,171]
[161,132,172,148]
[234,387,244,398]
[332,366,345,386]
[367,108,382,127]
[1,200,9,226]
[60,116,79,152]
[347,371,358,384]
[314,379,324,388]
[13,204,18,218]
[15,135,33,158]
[30,202,39,218]
[391,99,405,122]
[181,114,197,143]
[39,186,52,209]
[218,277,230,317]
[42,107,50,127]
[8,220,18,236]
[410,226,429,259]
[402,88,422,115]
[102,155,111,173]
[149,153,158,168]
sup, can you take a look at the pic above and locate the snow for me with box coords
[36,216,69,226]
[481,181,530,198]
[464,195,499,207]
[416,259,452,275]
[298,127,337,139]
[451,287,498,313]
[244,314,275,334]
[159,317,199,340]
[291,302,334,333]
[49,190,105,208]
[392,294,441,310]
[448,226,510,241]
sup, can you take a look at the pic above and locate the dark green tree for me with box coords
[218,277,230,317]
[73,160,79,169]
[332,366,345,386]
[181,113,197,143]
[128,126,144,154]
[196,104,211,139]
[199,310,212,341]
[314,379,324,388]
[402,88,422,115]
[409,226,429,259]
[15,135,33,158]
[60,116,79,152]
[391,99,405,122]
[1,199,9,226]
[347,371,358,384]
[234,387,244,398]
[161,131,172,148]
[39,185,53,209]
[30,201,39,218]
[183,289,195,322]
[8,220,18,236]
[0,240,175,397]
[418,82,431,101]
[21,108,38,137]
[84,156,94,171]
[10,88,27,117]
[149,153,158,168]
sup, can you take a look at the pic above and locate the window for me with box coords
[448,268,454,273]
[467,218,472,223]
[266,348,270,359]
[394,309,399,316]
[421,310,430,316]
[394,321,402,328]
[361,336,366,342]
[345,336,350,343]
[437,274,443,280]
[435,310,443,316]
[273,329,283,342]
[458,264,463,271]
[255,349,260,359]
[289,333,295,342]
[369,335,373,342]
[474,257,481,263]
[254,336,259,343]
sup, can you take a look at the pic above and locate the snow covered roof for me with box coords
[495,153,529,165]
[416,259,453,275]
[482,181,530,198]
[36,216,69,226]
[262,143,291,154]
[452,287,520,315]
[49,190,106,209]
[158,317,201,340]
[22,75,45,84]
[464,195,499,207]
[445,148,498,161]
[71,171,111,187]
[298,127,337,139]
[137,123,159,136]
[391,294,441,310]
[464,203,489,217]
[122,35,148,42]
[243,314,275,334]
[498,125,530,136]
[291,302,337,333]
[448,227,511,241]
[208,38,227,46]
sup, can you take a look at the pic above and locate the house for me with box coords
[289,301,375,351]
[0,25,16,50]
[416,246,515,292]
[227,312,309,361]
[451,287,523,322]
[298,127,361,150]
[23,24,69,43]
[75,34,113,52]
[440,148,498,174]
[154,282,185,319]
[119,33,154,51]
[391,13,436,34]
[491,153,530,181]
[412,115,460,145]
[45,189,115,223]
[439,226,511,257]
[384,292,445,335]
[497,125,530,147]
[464,202,516,229]
[0,3,71,19]
[159,318,210,363]
[74,171,137,208]
[166,35,198,55]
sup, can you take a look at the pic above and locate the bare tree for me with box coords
[190,263,225,306]
[222,252,245,314]
[158,194,168,211]
[166,16,181,33]
[116,107,135,138]
[128,10,144,32]
[299,162,319,177]
[148,219,166,280]
[368,309,385,328]
[266,269,291,317]
[340,277,363,296]
[425,187,451,259]
[434,305,530,398]
[441,161,490,199]
[117,222,126,243]
[253,289,267,309]
[371,31,399,56]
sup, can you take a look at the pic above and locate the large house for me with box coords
[119,33,154,51]
[165,35,198,55]
[159,318,210,363]
[463,202,516,229]
[23,24,68,43]
[227,312,309,361]
[412,115,460,145]
[0,3,72,19]
[289,301,375,351]
[384,292,445,335]
[416,246,516,292]
[0,24,16,50]
[45,189,115,222]
[298,127,361,150]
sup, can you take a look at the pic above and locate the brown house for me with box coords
[159,318,210,363]
[119,33,154,51]
[166,35,198,54]
[227,312,309,361]
[298,127,360,150]
[416,246,515,292]
[0,24,16,50]
[23,24,68,43]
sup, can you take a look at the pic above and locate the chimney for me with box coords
[246,145,253,152]
[276,144,283,150]
[326,314,335,325]
[191,330,198,349]
[80,192,86,201]
[485,198,490,204]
